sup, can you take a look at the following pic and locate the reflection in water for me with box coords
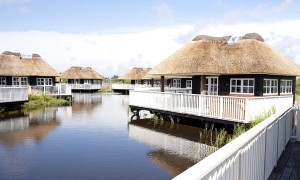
[72,93,102,113]
[0,107,60,147]
[129,120,218,176]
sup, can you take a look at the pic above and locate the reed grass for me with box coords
[23,94,70,111]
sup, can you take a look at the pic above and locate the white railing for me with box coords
[30,84,72,96]
[174,108,293,180]
[0,87,28,103]
[112,84,147,90]
[69,83,102,90]
[129,91,293,123]
[133,87,192,94]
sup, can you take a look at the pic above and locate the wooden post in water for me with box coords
[201,75,206,95]
[160,76,165,92]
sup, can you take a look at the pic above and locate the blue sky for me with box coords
[0,0,300,76]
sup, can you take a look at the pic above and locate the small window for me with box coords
[13,77,28,87]
[135,80,141,84]
[263,79,278,95]
[0,77,6,86]
[280,80,292,94]
[37,78,53,86]
[173,79,181,88]
[230,78,254,94]
[186,80,192,88]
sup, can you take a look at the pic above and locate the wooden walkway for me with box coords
[269,140,300,180]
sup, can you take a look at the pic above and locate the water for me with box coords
[0,93,217,179]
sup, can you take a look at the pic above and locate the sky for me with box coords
[0,0,300,77]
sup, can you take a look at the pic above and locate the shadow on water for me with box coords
[129,119,219,176]
[0,107,60,147]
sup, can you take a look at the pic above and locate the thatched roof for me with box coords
[119,67,151,80]
[61,66,104,80]
[0,51,60,77]
[149,33,300,76]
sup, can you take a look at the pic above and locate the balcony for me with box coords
[0,87,28,103]
[112,83,192,93]
[129,91,293,123]
[29,84,72,96]
[69,84,101,90]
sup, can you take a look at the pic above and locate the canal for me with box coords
[0,93,217,179]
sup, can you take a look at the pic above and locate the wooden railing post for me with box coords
[220,97,223,119]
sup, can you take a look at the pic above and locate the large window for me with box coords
[280,80,292,94]
[13,77,28,86]
[37,78,53,86]
[173,79,181,88]
[206,77,218,95]
[263,79,278,95]
[0,77,6,86]
[230,78,254,94]
[186,80,192,88]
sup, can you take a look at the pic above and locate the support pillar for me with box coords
[201,75,206,95]
[160,76,165,92]
[151,78,154,87]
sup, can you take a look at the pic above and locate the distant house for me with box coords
[61,66,104,92]
[0,51,59,87]
[129,33,300,123]
[118,67,151,85]
[0,51,65,109]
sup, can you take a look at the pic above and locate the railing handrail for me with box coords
[130,90,293,100]
[174,107,292,180]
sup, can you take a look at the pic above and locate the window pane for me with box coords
[249,80,254,86]
[237,80,241,86]
[243,87,248,93]
[243,80,248,86]
[231,80,236,85]
[236,87,241,93]
[231,87,236,92]
[249,87,254,93]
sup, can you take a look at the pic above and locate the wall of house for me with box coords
[218,74,296,96]
[29,76,56,86]
[192,75,201,94]
[0,76,12,85]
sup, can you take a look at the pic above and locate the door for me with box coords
[206,77,218,95]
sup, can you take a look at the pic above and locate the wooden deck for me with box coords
[269,140,300,180]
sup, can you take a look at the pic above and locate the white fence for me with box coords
[112,84,147,90]
[30,84,72,96]
[0,87,28,103]
[174,108,293,180]
[69,83,101,90]
[129,91,293,123]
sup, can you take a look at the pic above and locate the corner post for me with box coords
[160,76,165,92]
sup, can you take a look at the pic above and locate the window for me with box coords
[37,78,53,86]
[230,78,254,94]
[186,80,192,88]
[0,77,6,86]
[84,79,91,84]
[135,80,141,84]
[263,79,278,95]
[280,80,292,94]
[13,77,28,86]
[173,79,181,88]
[206,77,218,95]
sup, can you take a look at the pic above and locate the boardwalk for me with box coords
[269,140,300,180]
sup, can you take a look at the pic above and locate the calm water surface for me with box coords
[0,93,216,179]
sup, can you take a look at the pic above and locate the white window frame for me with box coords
[0,77,6,86]
[186,80,192,88]
[37,78,53,86]
[13,77,28,87]
[173,79,181,88]
[230,78,255,95]
[206,77,218,95]
[263,79,278,95]
[280,80,293,94]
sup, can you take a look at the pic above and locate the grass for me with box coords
[249,106,276,128]
[23,94,70,111]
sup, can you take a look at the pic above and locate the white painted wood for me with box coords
[30,84,72,96]
[173,108,293,180]
[69,83,101,90]
[129,90,293,123]
[0,87,28,103]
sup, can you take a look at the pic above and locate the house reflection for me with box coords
[72,93,102,113]
[0,107,60,147]
[128,120,218,176]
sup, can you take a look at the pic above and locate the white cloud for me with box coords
[273,0,294,12]
[0,0,31,5]
[1,20,300,77]
[152,1,174,24]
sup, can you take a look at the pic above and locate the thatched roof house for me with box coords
[0,51,59,86]
[119,67,151,80]
[0,51,59,77]
[149,33,300,76]
[61,66,104,80]
[148,33,300,96]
